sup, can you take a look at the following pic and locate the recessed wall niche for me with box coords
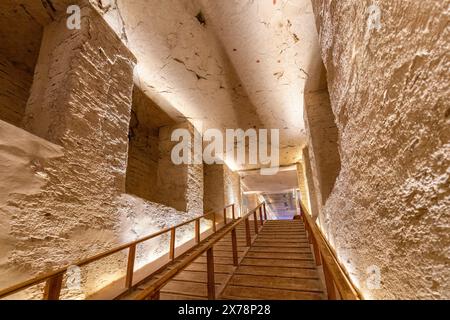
[126,86,177,206]
[0,1,44,126]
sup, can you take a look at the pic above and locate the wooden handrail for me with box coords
[0,204,239,300]
[298,201,361,300]
[132,202,266,300]
[4,201,357,301]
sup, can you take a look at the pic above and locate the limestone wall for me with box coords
[203,164,241,219]
[302,147,320,220]
[126,87,174,203]
[242,193,259,216]
[158,122,204,213]
[0,0,44,126]
[310,0,449,299]
[0,4,204,299]
[223,164,242,217]
[203,164,225,213]
[304,89,341,215]
[296,162,310,213]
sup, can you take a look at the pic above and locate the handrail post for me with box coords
[232,204,235,220]
[170,228,176,260]
[43,273,64,300]
[206,248,215,300]
[323,258,337,300]
[195,219,201,244]
[253,211,259,234]
[263,203,268,220]
[312,237,322,266]
[259,207,264,226]
[245,218,251,247]
[231,228,239,266]
[305,219,313,244]
[126,244,137,289]
[223,208,227,226]
[212,213,217,233]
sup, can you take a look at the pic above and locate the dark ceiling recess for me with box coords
[195,11,206,26]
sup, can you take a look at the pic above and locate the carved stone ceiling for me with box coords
[96,0,321,172]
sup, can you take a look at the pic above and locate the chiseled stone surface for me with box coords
[158,121,204,213]
[91,0,323,168]
[304,89,341,216]
[311,0,449,299]
[296,162,310,212]
[203,164,226,214]
[0,5,204,299]
[0,0,44,126]
[203,164,241,219]
[223,164,242,217]
[302,147,320,219]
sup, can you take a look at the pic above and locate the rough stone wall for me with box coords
[203,164,225,213]
[311,0,450,299]
[126,87,174,203]
[158,121,203,213]
[0,0,44,126]
[296,162,310,212]
[302,147,320,220]
[185,127,204,214]
[304,90,341,212]
[203,164,241,219]
[0,4,204,299]
[0,57,34,127]
[242,193,259,215]
[223,164,241,217]
[0,120,64,291]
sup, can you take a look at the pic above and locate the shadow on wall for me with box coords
[303,62,341,218]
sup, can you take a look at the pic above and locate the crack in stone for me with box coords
[172,58,207,81]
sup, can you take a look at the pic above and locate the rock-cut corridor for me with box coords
[0,0,448,301]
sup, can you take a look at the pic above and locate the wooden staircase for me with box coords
[220,220,325,300]
[0,203,360,300]
[132,220,325,300]
[157,220,257,300]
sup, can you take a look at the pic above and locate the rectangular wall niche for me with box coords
[126,86,188,210]
[304,89,341,206]
[0,1,44,126]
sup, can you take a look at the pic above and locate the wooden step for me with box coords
[221,285,324,300]
[173,270,230,284]
[252,241,310,247]
[249,246,311,253]
[161,280,220,298]
[256,236,308,241]
[228,274,324,293]
[241,258,315,268]
[185,262,235,273]
[160,292,207,300]
[235,265,320,279]
[195,256,235,265]
[245,251,313,260]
